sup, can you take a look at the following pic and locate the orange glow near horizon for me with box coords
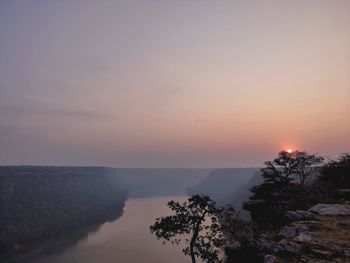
[0,1,349,167]
[287,149,293,153]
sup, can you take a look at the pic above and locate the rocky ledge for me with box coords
[264,203,350,263]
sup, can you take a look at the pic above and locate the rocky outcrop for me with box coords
[308,203,350,216]
[243,182,322,227]
[263,203,350,262]
[264,254,281,263]
[285,210,316,221]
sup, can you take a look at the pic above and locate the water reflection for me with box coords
[5,208,123,263]
[11,196,191,263]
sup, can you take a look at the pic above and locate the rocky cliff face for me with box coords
[225,171,263,218]
[0,166,128,256]
[225,203,350,263]
[263,203,350,263]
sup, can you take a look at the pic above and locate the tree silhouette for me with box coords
[246,150,326,227]
[218,204,259,248]
[293,151,324,185]
[261,151,297,184]
[320,153,350,188]
[218,204,262,262]
[150,195,223,263]
[261,150,324,185]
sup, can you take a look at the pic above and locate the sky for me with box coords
[0,0,349,167]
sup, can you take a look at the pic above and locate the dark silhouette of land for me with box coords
[150,151,350,263]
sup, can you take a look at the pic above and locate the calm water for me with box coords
[23,196,191,263]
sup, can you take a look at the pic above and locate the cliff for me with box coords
[114,168,211,197]
[224,171,263,218]
[224,153,350,262]
[187,168,259,202]
[263,203,350,262]
[0,166,128,256]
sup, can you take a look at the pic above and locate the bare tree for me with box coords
[293,151,324,185]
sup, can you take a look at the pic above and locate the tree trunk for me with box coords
[190,223,200,263]
[189,242,196,263]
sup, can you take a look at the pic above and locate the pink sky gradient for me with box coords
[0,1,349,167]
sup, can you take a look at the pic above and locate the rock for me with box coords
[226,241,241,250]
[336,222,350,229]
[257,235,275,251]
[300,259,336,263]
[306,239,344,260]
[308,248,333,257]
[293,232,313,242]
[291,220,323,231]
[279,223,310,239]
[343,247,350,257]
[275,239,301,254]
[264,254,281,263]
[260,205,350,262]
[308,204,350,216]
[285,210,315,221]
[279,226,298,239]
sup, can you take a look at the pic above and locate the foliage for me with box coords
[245,151,326,227]
[293,151,324,185]
[218,204,259,247]
[150,195,223,263]
[218,205,264,263]
[261,151,324,185]
[246,182,332,227]
[261,151,297,184]
[320,153,350,189]
[228,151,347,261]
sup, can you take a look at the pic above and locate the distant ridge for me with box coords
[187,168,259,201]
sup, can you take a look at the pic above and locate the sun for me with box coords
[286,148,293,153]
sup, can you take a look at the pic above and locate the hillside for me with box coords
[0,166,128,257]
[113,168,211,197]
[187,168,259,202]
[224,171,263,218]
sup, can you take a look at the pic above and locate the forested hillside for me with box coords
[0,166,128,256]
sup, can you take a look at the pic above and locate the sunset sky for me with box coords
[1,1,349,167]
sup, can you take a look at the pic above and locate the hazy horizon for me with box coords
[1,1,349,167]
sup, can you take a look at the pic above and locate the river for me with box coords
[20,196,192,263]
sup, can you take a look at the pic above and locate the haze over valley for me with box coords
[1,1,349,262]
[0,166,258,262]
